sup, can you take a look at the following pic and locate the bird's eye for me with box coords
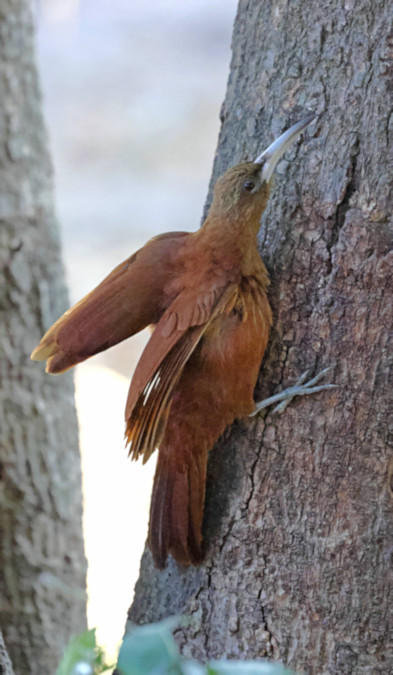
[243,181,255,192]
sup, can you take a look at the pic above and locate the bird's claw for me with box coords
[250,365,337,417]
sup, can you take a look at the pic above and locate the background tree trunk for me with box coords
[0,1,87,671]
[128,0,393,672]
[0,631,14,675]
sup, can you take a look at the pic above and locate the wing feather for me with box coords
[31,231,189,373]
[126,325,205,463]
[125,284,238,462]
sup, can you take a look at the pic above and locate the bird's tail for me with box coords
[148,441,208,569]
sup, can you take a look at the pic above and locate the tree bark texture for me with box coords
[129,0,393,673]
[0,1,87,672]
[0,630,14,675]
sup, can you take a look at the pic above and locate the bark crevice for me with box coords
[326,139,360,273]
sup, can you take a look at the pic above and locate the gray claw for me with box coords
[251,365,337,417]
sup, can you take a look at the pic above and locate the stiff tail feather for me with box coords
[148,442,207,569]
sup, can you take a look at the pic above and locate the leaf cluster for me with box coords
[57,619,294,675]
[117,618,294,675]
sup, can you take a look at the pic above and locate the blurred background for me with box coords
[36,0,237,659]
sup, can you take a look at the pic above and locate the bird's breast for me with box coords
[201,276,272,377]
[228,274,271,327]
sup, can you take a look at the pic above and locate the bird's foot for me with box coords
[250,366,337,417]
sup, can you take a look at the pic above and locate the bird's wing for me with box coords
[125,283,238,463]
[30,231,189,373]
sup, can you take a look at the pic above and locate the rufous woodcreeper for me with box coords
[32,115,335,569]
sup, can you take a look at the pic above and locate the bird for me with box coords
[31,114,335,569]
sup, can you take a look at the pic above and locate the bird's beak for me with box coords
[255,114,315,183]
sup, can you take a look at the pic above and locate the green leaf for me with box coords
[57,629,96,675]
[117,618,183,675]
[116,618,295,675]
[57,628,113,675]
[181,663,210,674]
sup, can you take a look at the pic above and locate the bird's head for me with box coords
[211,114,315,222]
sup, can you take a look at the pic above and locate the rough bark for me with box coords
[0,631,14,675]
[0,1,87,672]
[129,0,393,673]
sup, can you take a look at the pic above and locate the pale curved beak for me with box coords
[255,114,315,182]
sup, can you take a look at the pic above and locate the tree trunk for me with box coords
[0,631,14,675]
[0,1,87,672]
[129,0,393,672]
